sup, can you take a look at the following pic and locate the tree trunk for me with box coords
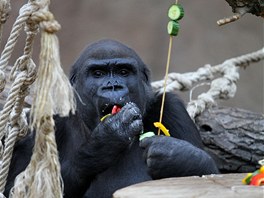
[195,106,264,173]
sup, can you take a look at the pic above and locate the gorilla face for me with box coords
[70,40,153,130]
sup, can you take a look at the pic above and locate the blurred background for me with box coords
[1,0,264,113]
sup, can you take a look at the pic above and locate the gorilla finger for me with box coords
[139,136,157,149]
[121,102,138,113]
[148,167,162,179]
[142,148,148,160]
[121,103,142,123]
[146,144,165,159]
[146,156,162,169]
[129,120,143,136]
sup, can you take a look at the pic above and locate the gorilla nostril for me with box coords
[107,81,112,86]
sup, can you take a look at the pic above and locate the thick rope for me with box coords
[10,116,62,198]
[151,47,264,119]
[0,2,38,93]
[0,1,41,197]
[0,7,38,162]
[0,63,35,193]
[11,2,75,198]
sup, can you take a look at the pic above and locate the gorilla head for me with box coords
[70,39,153,130]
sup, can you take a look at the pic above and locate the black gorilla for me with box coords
[5,39,218,198]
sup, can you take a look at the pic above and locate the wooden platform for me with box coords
[113,174,264,198]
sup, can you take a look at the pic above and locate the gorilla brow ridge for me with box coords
[84,58,138,67]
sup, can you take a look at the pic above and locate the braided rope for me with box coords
[0,72,28,142]
[151,47,264,119]
[10,117,62,198]
[0,2,39,92]
[0,19,38,158]
[0,1,39,196]
[0,127,19,193]
[10,1,73,197]
[0,60,36,193]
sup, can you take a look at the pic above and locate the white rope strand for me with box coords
[151,47,264,119]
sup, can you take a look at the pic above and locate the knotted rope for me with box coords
[151,47,264,119]
[0,0,75,197]
[10,2,75,198]
[0,1,38,193]
[0,2,39,93]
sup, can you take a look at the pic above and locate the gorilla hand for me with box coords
[92,102,143,147]
[76,103,143,178]
[139,136,218,179]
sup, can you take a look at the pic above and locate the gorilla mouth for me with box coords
[99,95,130,118]
[100,104,122,117]
[101,104,115,116]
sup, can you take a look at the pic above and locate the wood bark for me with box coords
[226,0,264,16]
[195,106,264,173]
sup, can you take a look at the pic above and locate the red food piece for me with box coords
[112,105,121,114]
[250,173,264,186]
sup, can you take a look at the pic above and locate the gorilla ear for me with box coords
[70,74,76,85]
[69,65,78,85]
[142,65,151,84]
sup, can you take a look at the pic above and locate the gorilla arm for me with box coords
[61,102,143,197]
[141,92,219,179]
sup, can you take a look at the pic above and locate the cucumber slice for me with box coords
[167,21,179,36]
[168,4,184,20]
[139,132,155,141]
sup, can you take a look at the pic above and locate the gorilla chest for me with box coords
[85,142,151,198]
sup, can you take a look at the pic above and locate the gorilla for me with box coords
[5,39,218,198]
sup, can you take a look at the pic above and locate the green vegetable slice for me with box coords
[168,4,184,20]
[167,21,179,36]
[139,132,155,141]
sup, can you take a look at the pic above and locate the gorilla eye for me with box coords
[92,70,106,78]
[118,69,130,77]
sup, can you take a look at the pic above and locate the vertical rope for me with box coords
[0,2,38,92]
[0,1,70,197]
[11,4,75,198]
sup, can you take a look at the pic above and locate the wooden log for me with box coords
[225,0,264,17]
[196,106,264,173]
[113,173,263,198]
